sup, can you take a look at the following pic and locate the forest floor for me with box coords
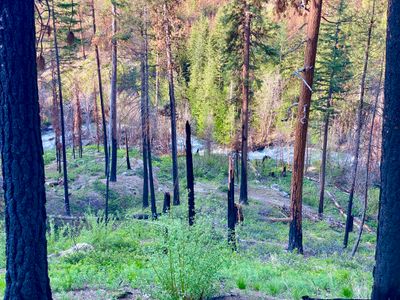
[0,146,377,299]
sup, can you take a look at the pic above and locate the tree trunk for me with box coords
[240,1,251,205]
[0,1,52,297]
[163,192,171,213]
[51,53,62,173]
[372,1,400,297]
[109,2,118,182]
[352,55,384,258]
[140,58,149,208]
[288,0,323,254]
[343,0,375,248]
[52,0,71,216]
[163,1,180,206]
[93,85,101,152]
[228,156,236,249]
[144,14,157,217]
[73,84,83,158]
[91,0,108,176]
[125,131,131,170]
[186,122,195,226]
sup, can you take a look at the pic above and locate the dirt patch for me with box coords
[54,287,150,300]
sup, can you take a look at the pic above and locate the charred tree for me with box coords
[343,0,376,248]
[73,84,83,158]
[51,53,62,173]
[163,1,180,206]
[91,0,108,175]
[0,0,52,297]
[93,85,101,152]
[352,55,384,257]
[240,0,251,205]
[288,0,323,254]
[186,122,195,226]
[52,0,71,216]
[125,131,131,170]
[140,58,149,208]
[371,1,400,297]
[109,2,118,182]
[228,156,236,249]
[163,192,171,213]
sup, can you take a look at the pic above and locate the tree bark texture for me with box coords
[372,1,400,298]
[186,122,195,226]
[288,0,323,254]
[0,1,53,298]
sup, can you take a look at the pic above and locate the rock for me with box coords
[49,243,94,258]
[46,180,59,187]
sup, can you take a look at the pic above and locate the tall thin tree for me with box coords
[372,1,400,297]
[163,0,180,205]
[0,0,52,297]
[52,0,71,216]
[186,122,195,226]
[343,0,376,248]
[109,1,118,182]
[288,0,323,254]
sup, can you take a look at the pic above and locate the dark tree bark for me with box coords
[93,85,101,152]
[143,14,157,217]
[228,156,236,249]
[186,122,195,226]
[73,84,83,158]
[371,1,400,297]
[140,58,149,208]
[50,53,62,173]
[91,0,108,176]
[343,0,376,248]
[0,1,52,298]
[163,192,171,214]
[288,0,323,254]
[125,131,131,170]
[109,2,118,182]
[163,1,180,206]
[352,55,384,258]
[52,0,71,216]
[239,1,251,205]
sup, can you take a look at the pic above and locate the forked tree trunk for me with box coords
[163,1,180,206]
[352,55,384,257]
[228,156,236,249]
[372,1,400,297]
[186,122,195,226]
[240,0,251,205]
[91,0,108,176]
[288,0,323,254]
[0,1,52,297]
[52,0,71,216]
[109,2,118,182]
[344,0,376,248]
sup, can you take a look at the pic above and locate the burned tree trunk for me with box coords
[125,131,131,170]
[163,1,180,206]
[344,0,376,248]
[163,192,171,213]
[240,1,251,205]
[352,55,384,257]
[93,85,101,152]
[51,53,62,173]
[91,0,108,176]
[372,1,400,297]
[288,0,323,254]
[186,122,195,226]
[73,84,83,158]
[0,1,52,297]
[140,58,149,208]
[52,0,71,216]
[228,156,236,249]
[109,2,118,182]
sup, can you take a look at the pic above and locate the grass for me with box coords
[0,146,379,299]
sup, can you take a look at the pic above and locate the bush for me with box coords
[149,218,229,299]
